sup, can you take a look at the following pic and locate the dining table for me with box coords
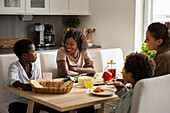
[3,74,120,113]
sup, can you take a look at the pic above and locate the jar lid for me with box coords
[107,60,116,64]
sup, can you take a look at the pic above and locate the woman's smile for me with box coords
[67,48,72,52]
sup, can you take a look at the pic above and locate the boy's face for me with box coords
[122,67,132,83]
[26,44,37,62]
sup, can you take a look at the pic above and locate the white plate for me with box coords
[90,88,115,96]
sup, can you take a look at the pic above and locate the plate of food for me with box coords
[90,86,115,96]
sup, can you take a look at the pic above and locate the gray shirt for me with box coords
[8,60,42,104]
[115,87,133,113]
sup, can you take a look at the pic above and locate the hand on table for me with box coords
[21,84,32,91]
[83,58,94,68]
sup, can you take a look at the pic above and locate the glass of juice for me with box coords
[84,77,94,92]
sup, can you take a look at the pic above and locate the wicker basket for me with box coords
[30,79,74,94]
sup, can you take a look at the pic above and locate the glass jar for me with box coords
[107,60,116,78]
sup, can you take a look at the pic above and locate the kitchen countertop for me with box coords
[0,45,101,54]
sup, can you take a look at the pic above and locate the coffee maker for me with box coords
[35,23,56,47]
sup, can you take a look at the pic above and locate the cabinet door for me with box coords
[69,0,89,15]
[0,0,25,14]
[50,0,68,15]
[26,0,49,14]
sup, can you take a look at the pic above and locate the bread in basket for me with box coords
[30,79,74,94]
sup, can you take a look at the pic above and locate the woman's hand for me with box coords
[83,58,94,68]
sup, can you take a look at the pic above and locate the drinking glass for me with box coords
[43,72,52,81]
[84,77,94,92]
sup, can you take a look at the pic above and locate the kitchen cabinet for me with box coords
[50,0,89,15]
[0,0,49,15]
[26,0,49,14]
[0,0,25,14]
[69,0,89,15]
[50,0,68,15]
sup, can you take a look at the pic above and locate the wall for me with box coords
[0,0,142,58]
[0,15,67,46]
[79,0,136,58]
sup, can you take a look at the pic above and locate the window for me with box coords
[147,0,170,23]
[152,0,170,22]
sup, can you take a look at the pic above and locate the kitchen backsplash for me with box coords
[0,15,70,46]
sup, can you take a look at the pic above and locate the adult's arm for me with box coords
[57,60,96,77]
[69,65,96,74]
[57,60,79,77]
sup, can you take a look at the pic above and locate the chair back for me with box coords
[98,48,124,75]
[0,53,41,113]
[40,51,58,78]
[131,74,170,113]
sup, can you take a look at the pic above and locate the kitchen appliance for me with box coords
[35,23,56,47]
[35,23,45,47]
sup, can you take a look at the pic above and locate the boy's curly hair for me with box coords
[64,29,88,52]
[13,39,33,59]
[124,52,155,83]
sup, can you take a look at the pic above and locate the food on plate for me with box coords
[78,76,92,86]
[93,86,105,93]
[102,71,112,81]
[113,81,124,86]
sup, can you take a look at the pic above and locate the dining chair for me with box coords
[98,48,124,111]
[98,48,124,76]
[40,51,58,78]
[0,53,42,113]
[131,74,170,113]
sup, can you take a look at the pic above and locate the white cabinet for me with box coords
[0,0,89,15]
[50,0,89,15]
[69,0,89,15]
[0,0,49,15]
[0,0,25,14]
[50,0,68,15]
[26,0,49,14]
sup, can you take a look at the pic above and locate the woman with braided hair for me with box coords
[57,29,96,77]
[144,22,170,77]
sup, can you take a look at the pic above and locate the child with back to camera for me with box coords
[110,52,155,113]
[8,39,68,113]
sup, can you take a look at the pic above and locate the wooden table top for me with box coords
[3,84,119,112]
